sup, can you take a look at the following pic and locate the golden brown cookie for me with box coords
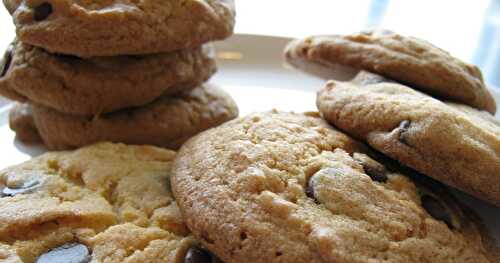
[172,110,496,262]
[285,30,497,114]
[3,0,235,57]
[317,71,500,206]
[10,85,239,150]
[0,143,221,263]
[0,41,216,115]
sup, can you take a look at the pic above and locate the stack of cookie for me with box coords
[285,30,500,206]
[0,0,238,150]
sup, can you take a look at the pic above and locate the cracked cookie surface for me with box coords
[172,110,495,263]
[10,85,239,150]
[0,41,216,115]
[3,0,235,57]
[317,71,500,206]
[285,30,496,113]
[0,142,219,263]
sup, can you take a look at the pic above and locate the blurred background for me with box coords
[1,0,499,88]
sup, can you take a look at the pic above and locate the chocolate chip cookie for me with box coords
[317,71,500,206]
[10,85,239,150]
[285,30,497,114]
[172,110,496,262]
[0,142,223,262]
[3,0,235,57]
[0,41,216,115]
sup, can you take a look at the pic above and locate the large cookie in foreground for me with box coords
[0,143,220,263]
[317,71,500,206]
[172,110,496,263]
[285,30,496,114]
[3,0,235,57]
[10,85,238,150]
[0,41,216,115]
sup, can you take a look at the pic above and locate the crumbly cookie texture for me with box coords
[317,71,500,206]
[4,0,235,57]
[0,41,216,115]
[10,85,239,150]
[9,103,41,143]
[285,30,496,114]
[0,143,219,263]
[172,110,496,263]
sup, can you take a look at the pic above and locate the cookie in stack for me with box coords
[285,30,500,206]
[1,0,238,150]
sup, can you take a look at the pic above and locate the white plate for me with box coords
[1,34,500,245]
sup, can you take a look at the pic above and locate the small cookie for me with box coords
[9,103,42,143]
[285,30,497,114]
[317,71,500,205]
[0,142,221,263]
[3,0,235,57]
[11,85,238,150]
[172,110,496,262]
[0,41,216,115]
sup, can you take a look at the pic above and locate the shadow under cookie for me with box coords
[10,85,239,150]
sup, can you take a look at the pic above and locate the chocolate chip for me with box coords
[398,120,412,146]
[421,194,454,229]
[305,176,318,203]
[184,247,213,263]
[34,2,53,21]
[1,179,42,197]
[0,44,13,78]
[353,153,388,183]
[36,243,91,263]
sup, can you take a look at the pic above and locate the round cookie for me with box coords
[0,142,221,263]
[3,0,235,57]
[172,110,496,263]
[317,71,500,206]
[10,85,239,150]
[0,41,217,115]
[285,30,497,114]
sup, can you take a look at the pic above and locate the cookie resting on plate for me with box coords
[285,30,496,114]
[0,143,221,263]
[172,110,497,263]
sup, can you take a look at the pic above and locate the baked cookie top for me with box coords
[317,71,500,206]
[0,143,219,263]
[10,85,239,150]
[0,41,216,115]
[172,110,496,263]
[285,30,496,114]
[3,0,235,57]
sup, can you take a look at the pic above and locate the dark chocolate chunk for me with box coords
[36,243,91,263]
[34,2,53,21]
[0,44,13,77]
[185,246,213,263]
[353,153,388,182]
[398,120,412,146]
[305,176,318,203]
